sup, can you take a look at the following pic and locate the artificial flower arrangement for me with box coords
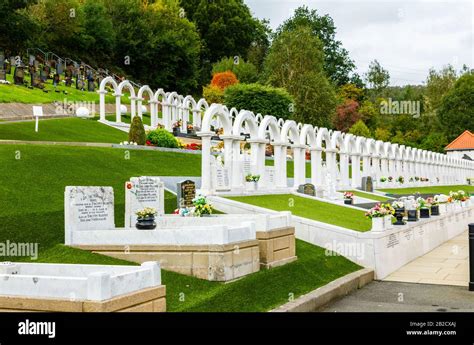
[426,197,437,206]
[245,174,260,182]
[136,207,157,219]
[192,195,213,216]
[409,177,414,182]
[172,120,182,129]
[388,176,393,182]
[173,195,213,217]
[343,192,354,200]
[416,197,430,209]
[392,200,405,209]
[365,203,391,218]
[381,203,395,215]
[415,176,420,182]
[379,177,387,182]
[396,176,404,184]
[449,190,469,202]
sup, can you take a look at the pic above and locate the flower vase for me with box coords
[136,216,156,230]
[371,217,384,232]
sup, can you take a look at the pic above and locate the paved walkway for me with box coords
[321,280,474,312]
[384,231,468,287]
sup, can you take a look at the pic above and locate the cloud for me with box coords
[245,0,473,85]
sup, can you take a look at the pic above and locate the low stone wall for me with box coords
[257,227,297,268]
[209,195,474,279]
[0,286,166,312]
[74,240,260,282]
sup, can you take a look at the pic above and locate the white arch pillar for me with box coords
[351,154,361,188]
[114,92,123,123]
[197,131,214,194]
[99,90,107,121]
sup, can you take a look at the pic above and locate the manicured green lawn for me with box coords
[0,144,361,311]
[340,190,394,202]
[228,194,371,232]
[103,113,152,126]
[379,185,474,195]
[165,239,360,312]
[0,73,130,103]
[0,117,127,143]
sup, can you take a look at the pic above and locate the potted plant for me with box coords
[434,194,448,214]
[172,120,182,136]
[379,177,387,183]
[427,197,439,216]
[407,200,419,222]
[135,207,157,230]
[417,197,430,218]
[343,192,354,205]
[392,200,406,225]
[192,195,213,217]
[397,176,404,184]
[187,124,195,135]
[245,174,260,191]
[365,204,387,232]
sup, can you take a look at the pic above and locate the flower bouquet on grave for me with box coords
[192,195,213,217]
[427,197,440,216]
[388,176,393,183]
[417,197,430,218]
[415,176,420,182]
[379,177,387,183]
[396,176,404,184]
[173,208,192,217]
[382,203,395,228]
[391,200,406,225]
[343,192,354,205]
[245,174,260,191]
[365,204,389,231]
[135,207,157,230]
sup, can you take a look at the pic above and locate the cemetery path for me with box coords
[320,280,474,312]
[384,231,468,287]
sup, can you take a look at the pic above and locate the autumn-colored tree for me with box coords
[333,99,360,132]
[211,71,239,90]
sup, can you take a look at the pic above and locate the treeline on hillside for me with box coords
[1,0,473,152]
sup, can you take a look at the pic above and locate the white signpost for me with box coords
[32,106,43,132]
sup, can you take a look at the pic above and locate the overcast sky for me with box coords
[245,0,473,86]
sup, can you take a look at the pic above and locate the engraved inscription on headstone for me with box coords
[125,176,164,228]
[65,186,115,232]
[177,180,196,208]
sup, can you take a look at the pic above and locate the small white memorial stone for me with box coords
[125,176,164,228]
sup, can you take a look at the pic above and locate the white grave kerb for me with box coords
[125,176,164,228]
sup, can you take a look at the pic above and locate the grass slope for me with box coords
[0,74,129,104]
[0,117,127,143]
[379,185,474,195]
[228,194,371,232]
[0,144,361,311]
[166,239,360,312]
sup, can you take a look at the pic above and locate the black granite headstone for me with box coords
[177,180,196,208]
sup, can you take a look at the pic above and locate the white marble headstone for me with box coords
[125,176,164,228]
[212,166,231,191]
[65,186,115,232]
[265,166,275,185]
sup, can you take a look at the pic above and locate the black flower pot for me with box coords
[407,210,418,221]
[136,216,156,230]
[420,208,430,218]
[344,199,353,205]
[394,208,405,225]
[172,128,179,136]
[431,205,440,216]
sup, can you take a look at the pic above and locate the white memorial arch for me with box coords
[98,79,474,194]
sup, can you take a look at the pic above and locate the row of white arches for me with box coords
[97,79,474,193]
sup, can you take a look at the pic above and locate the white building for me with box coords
[446,130,474,160]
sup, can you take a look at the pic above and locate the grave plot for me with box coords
[65,177,297,282]
[0,262,165,312]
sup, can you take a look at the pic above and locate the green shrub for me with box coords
[212,57,259,83]
[128,116,146,145]
[203,84,224,104]
[224,83,294,119]
[146,128,179,148]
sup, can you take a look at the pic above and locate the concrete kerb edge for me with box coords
[270,268,374,312]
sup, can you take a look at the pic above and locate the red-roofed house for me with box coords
[445,130,474,160]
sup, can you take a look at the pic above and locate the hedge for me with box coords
[224,83,294,120]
